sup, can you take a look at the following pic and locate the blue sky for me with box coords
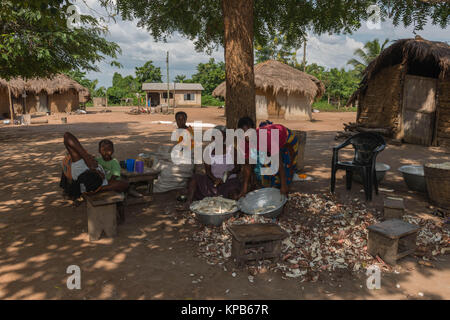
[77,1,449,89]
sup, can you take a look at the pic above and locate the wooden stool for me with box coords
[83,191,125,241]
[384,197,405,220]
[368,219,420,265]
[227,223,288,266]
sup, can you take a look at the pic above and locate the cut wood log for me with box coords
[30,118,49,124]
[355,127,393,135]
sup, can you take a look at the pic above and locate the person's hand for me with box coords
[85,154,98,170]
[213,178,223,187]
[95,168,105,180]
[236,191,247,200]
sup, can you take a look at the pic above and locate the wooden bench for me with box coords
[228,223,288,266]
[83,191,125,241]
[368,219,420,265]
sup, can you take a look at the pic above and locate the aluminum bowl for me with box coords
[238,188,287,219]
[398,165,427,193]
[353,162,390,184]
[190,201,239,227]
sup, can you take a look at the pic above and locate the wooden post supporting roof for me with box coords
[7,85,14,122]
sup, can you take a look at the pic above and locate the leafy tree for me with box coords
[255,34,301,65]
[326,68,360,107]
[104,0,449,126]
[0,0,121,80]
[107,72,141,104]
[191,58,225,95]
[174,74,187,83]
[94,87,107,98]
[347,38,390,74]
[135,60,162,83]
[303,63,360,107]
[65,70,99,95]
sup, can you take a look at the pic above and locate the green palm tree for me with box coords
[347,38,390,73]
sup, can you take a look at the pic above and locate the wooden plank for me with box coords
[402,110,434,145]
[83,191,124,207]
[368,219,420,240]
[228,223,288,242]
[120,168,160,179]
[403,75,437,113]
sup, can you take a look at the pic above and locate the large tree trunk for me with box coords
[222,0,255,128]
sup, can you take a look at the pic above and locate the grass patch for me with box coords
[312,100,357,112]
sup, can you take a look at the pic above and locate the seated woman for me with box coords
[60,132,128,200]
[236,117,298,198]
[182,126,240,209]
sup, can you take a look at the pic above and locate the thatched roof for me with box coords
[347,36,450,106]
[0,74,88,98]
[212,60,324,100]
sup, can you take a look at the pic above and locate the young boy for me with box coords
[96,139,122,182]
[96,139,141,197]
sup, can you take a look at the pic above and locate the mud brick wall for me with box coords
[437,76,450,148]
[358,64,404,131]
[49,89,79,113]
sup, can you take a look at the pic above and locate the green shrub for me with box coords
[312,100,357,112]
[202,94,224,107]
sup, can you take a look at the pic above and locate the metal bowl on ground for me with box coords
[353,162,390,184]
[238,188,287,219]
[398,165,427,193]
[190,202,239,227]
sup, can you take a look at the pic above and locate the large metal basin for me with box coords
[353,162,390,184]
[190,201,239,227]
[238,188,287,219]
[398,165,427,193]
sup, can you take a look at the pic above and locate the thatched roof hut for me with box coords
[213,60,324,120]
[0,74,89,117]
[347,36,450,147]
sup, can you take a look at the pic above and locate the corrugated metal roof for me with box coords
[142,82,204,91]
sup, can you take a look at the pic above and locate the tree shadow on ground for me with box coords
[0,123,448,299]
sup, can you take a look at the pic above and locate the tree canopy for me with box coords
[191,58,225,95]
[108,0,448,53]
[255,34,300,65]
[135,60,162,83]
[0,0,121,80]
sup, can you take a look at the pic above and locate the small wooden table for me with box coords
[228,223,288,266]
[368,219,420,265]
[120,168,160,205]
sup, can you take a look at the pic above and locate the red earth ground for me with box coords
[0,107,448,299]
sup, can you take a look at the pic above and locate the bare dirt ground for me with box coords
[0,107,449,300]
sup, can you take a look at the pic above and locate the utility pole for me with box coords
[303,37,307,72]
[166,51,170,110]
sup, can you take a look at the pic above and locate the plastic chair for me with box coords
[331,132,386,201]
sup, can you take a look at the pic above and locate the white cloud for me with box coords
[302,35,364,70]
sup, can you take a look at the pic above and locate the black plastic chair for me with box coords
[331,132,386,201]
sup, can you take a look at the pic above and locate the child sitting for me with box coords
[96,139,145,198]
[60,132,128,200]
